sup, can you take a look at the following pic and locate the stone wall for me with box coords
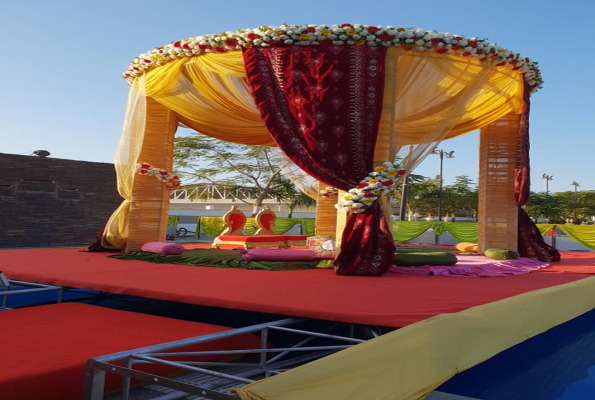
[0,153,122,249]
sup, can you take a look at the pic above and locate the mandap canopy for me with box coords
[100,23,559,272]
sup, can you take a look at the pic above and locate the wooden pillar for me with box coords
[126,98,177,251]
[477,114,520,252]
[315,182,338,239]
[334,190,348,250]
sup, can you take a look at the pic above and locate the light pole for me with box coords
[398,145,414,222]
[542,173,553,196]
[433,149,455,221]
[571,181,580,220]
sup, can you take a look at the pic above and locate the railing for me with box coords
[84,318,368,400]
[0,272,64,310]
[170,186,277,201]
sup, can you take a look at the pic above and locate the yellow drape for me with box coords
[144,53,275,146]
[371,48,523,231]
[143,50,522,154]
[234,277,595,400]
[102,76,147,249]
[376,48,524,174]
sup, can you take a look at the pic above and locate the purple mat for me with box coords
[389,254,550,277]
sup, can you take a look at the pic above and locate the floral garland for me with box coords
[319,187,339,197]
[123,24,542,92]
[336,162,406,214]
[136,163,181,190]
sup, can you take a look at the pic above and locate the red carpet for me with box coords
[0,303,261,400]
[1,248,593,327]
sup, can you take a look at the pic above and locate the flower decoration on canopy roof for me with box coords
[136,163,181,191]
[123,24,543,92]
[335,162,407,214]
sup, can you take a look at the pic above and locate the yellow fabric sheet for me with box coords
[102,76,147,249]
[374,48,524,212]
[557,225,595,250]
[145,53,275,146]
[143,49,523,150]
[234,277,595,400]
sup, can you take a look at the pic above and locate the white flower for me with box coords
[124,24,542,93]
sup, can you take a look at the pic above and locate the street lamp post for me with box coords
[433,149,455,221]
[571,181,580,220]
[542,173,553,196]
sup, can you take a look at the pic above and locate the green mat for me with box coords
[109,248,322,271]
[394,246,457,253]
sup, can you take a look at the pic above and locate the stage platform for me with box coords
[2,248,595,327]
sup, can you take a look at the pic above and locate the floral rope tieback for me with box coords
[330,162,406,213]
[319,187,339,197]
[136,163,181,190]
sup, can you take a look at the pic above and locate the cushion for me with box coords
[306,236,336,258]
[484,248,520,260]
[393,252,458,267]
[455,242,479,253]
[239,249,316,261]
[141,241,185,255]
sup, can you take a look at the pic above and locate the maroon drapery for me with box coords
[243,45,395,276]
[515,82,560,262]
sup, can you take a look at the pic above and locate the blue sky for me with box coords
[2,0,593,193]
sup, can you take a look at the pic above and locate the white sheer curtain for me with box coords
[102,76,147,249]
[270,149,319,200]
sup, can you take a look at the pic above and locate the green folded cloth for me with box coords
[109,248,321,271]
[392,252,458,267]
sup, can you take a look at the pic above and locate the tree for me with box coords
[391,173,426,216]
[270,175,317,218]
[174,133,284,216]
[174,133,317,217]
[443,175,478,220]
[524,192,564,223]
[406,177,440,217]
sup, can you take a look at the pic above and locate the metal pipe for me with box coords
[92,317,300,363]
[133,355,255,384]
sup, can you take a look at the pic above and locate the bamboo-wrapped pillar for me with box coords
[126,98,177,251]
[477,114,520,252]
[315,182,338,239]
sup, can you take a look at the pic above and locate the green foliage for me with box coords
[174,133,315,215]
[269,175,316,218]
[392,174,478,219]
[524,190,595,224]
